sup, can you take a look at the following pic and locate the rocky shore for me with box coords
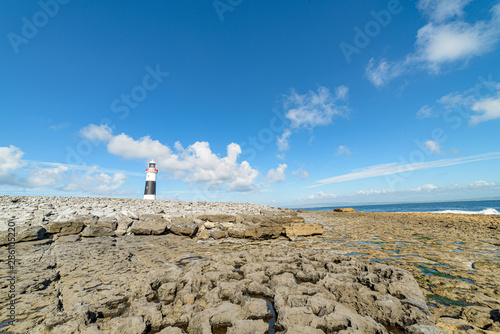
[0,196,499,333]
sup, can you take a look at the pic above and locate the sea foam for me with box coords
[431,208,500,215]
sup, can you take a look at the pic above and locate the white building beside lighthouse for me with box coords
[144,160,158,200]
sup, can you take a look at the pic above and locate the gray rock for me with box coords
[227,319,268,334]
[209,229,227,240]
[81,226,115,237]
[168,220,199,237]
[0,226,46,246]
[16,226,47,243]
[105,316,148,334]
[129,219,167,235]
[158,327,185,334]
[46,221,84,236]
[407,324,441,334]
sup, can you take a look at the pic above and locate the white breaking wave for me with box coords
[431,208,500,215]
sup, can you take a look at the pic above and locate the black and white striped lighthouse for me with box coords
[144,159,158,200]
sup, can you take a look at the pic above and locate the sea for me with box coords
[304,199,500,215]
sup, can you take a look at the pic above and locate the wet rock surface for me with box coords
[0,196,499,333]
[303,210,500,333]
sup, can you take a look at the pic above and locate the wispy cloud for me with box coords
[283,86,349,129]
[49,122,70,131]
[277,129,291,151]
[335,145,352,157]
[308,151,500,188]
[276,86,349,151]
[292,167,310,180]
[416,105,435,118]
[306,191,337,200]
[366,1,500,86]
[427,80,500,124]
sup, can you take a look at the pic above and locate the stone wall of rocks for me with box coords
[0,196,323,244]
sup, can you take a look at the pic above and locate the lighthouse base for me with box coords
[144,194,156,200]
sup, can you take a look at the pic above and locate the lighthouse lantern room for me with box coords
[144,160,158,200]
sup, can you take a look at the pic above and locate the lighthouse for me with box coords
[144,160,158,200]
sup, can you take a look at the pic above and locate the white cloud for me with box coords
[182,142,259,192]
[292,167,310,180]
[283,86,349,129]
[0,146,26,181]
[267,164,287,183]
[411,184,438,191]
[336,145,352,157]
[307,191,337,200]
[417,0,472,22]
[0,145,130,195]
[433,80,500,124]
[62,167,127,195]
[470,96,500,124]
[424,140,441,154]
[80,124,113,142]
[366,2,500,86]
[108,133,172,160]
[277,129,292,151]
[355,188,393,196]
[276,86,349,151]
[416,105,435,118]
[79,125,260,192]
[309,151,500,188]
[451,180,497,188]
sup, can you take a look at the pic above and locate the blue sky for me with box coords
[1,0,500,207]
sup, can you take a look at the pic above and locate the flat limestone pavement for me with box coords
[0,196,448,333]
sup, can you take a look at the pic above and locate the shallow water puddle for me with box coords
[347,241,387,246]
[426,295,473,307]
[371,259,397,263]
[416,265,474,284]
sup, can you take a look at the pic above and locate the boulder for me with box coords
[0,226,46,245]
[92,218,118,230]
[284,223,323,239]
[227,319,268,334]
[46,221,84,236]
[168,218,199,237]
[227,227,246,238]
[334,208,355,212]
[244,226,283,239]
[128,219,167,235]
[81,226,115,237]
[115,218,134,236]
[105,316,148,334]
[210,229,227,240]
